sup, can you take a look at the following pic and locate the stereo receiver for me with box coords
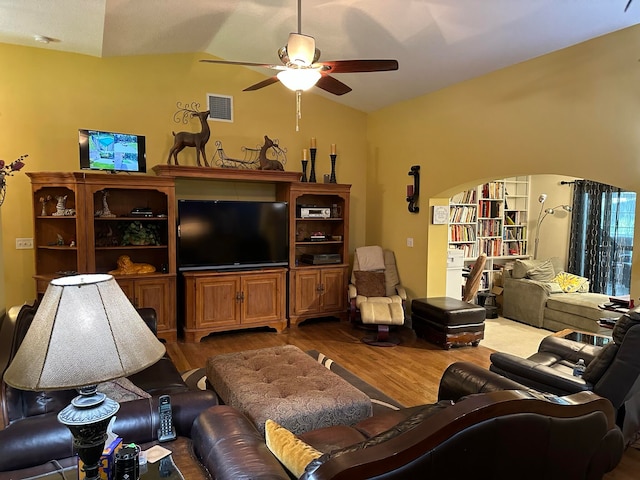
[299,206,331,218]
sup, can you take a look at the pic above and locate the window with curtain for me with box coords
[568,180,635,296]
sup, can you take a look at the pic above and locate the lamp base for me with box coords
[58,386,120,480]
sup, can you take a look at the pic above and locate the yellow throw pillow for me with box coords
[265,419,322,478]
[552,272,589,293]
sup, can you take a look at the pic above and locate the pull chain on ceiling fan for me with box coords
[201,0,399,130]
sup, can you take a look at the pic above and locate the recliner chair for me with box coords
[489,312,640,445]
[348,246,407,345]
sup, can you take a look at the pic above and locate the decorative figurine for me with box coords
[257,136,285,170]
[39,195,51,216]
[52,195,75,216]
[95,190,116,217]
[108,255,156,275]
[167,103,211,167]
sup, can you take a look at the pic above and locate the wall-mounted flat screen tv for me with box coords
[79,129,146,173]
[177,200,289,271]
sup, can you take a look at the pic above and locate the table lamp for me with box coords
[3,274,166,480]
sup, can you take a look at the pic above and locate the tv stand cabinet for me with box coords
[182,268,287,342]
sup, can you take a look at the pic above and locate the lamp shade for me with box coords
[3,274,165,391]
[277,68,321,91]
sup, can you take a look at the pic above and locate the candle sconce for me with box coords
[407,165,420,213]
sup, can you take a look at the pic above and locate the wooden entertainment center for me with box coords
[28,167,350,342]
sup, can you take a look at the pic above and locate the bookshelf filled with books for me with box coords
[448,176,530,294]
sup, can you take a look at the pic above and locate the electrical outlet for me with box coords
[407,237,414,247]
[16,238,33,249]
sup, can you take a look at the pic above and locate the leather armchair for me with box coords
[489,313,640,445]
[0,301,218,475]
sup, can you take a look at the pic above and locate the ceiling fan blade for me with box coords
[319,59,399,74]
[200,59,283,70]
[316,75,352,96]
[244,76,280,91]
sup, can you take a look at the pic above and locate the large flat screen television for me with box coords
[177,200,289,271]
[79,128,146,173]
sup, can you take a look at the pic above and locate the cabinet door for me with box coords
[196,276,241,329]
[321,268,346,311]
[116,278,135,303]
[241,271,284,325]
[293,269,322,315]
[134,277,175,334]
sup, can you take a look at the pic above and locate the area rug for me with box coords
[181,349,404,415]
[481,316,550,358]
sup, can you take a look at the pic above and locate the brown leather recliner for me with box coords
[0,301,218,476]
[190,362,624,480]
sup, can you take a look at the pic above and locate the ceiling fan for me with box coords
[200,0,399,97]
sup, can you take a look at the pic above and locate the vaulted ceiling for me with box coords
[0,0,638,112]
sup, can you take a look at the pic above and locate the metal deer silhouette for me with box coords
[167,109,211,166]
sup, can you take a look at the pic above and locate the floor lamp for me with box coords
[2,274,166,480]
[533,193,572,259]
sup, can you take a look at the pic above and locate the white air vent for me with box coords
[207,94,233,122]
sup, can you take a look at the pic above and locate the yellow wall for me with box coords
[368,24,640,301]
[4,22,640,310]
[0,44,368,307]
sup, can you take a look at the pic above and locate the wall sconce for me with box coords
[533,193,572,259]
[407,165,420,213]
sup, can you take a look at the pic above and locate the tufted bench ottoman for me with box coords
[205,345,372,435]
[412,297,486,349]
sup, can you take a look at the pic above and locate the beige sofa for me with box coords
[502,258,619,333]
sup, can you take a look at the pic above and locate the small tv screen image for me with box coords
[177,200,289,271]
[79,129,146,172]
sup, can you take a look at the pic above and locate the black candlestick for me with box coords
[329,154,337,183]
[301,159,308,182]
[309,148,317,183]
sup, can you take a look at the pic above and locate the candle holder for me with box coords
[309,148,317,183]
[329,154,337,183]
[301,159,308,182]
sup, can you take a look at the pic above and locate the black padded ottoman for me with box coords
[412,297,486,349]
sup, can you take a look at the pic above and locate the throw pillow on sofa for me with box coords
[265,419,322,478]
[526,260,556,282]
[552,272,589,293]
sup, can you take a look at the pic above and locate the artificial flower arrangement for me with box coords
[0,154,27,206]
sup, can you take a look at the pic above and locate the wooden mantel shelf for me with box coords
[153,165,302,183]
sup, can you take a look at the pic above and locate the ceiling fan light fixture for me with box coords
[277,68,321,91]
[286,33,316,66]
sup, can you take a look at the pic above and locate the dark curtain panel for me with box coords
[568,180,635,295]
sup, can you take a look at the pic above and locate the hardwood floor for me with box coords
[166,317,639,479]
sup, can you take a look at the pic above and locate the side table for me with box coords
[553,328,612,347]
[22,437,207,480]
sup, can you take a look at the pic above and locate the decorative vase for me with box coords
[301,159,308,182]
[329,154,337,183]
[309,148,317,183]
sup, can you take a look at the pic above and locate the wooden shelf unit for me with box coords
[28,172,178,342]
[277,182,351,326]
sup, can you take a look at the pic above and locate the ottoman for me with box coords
[206,345,372,435]
[412,297,486,349]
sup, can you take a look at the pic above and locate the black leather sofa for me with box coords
[0,302,218,478]
[190,361,624,480]
[489,313,640,445]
